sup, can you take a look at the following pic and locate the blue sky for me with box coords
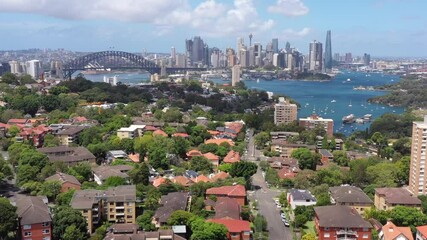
[0,0,426,57]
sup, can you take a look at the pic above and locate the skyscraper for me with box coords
[285,42,291,51]
[409,116,427,196]
[231,65,241,87]
[26,60,42,79]
[363,53,371,66]
[171,47,176,66]
[272,38,279,53]
[324,30,332,72]
[309,40,323,72]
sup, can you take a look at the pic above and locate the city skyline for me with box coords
[0,0,427,57]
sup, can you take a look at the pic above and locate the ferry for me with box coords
[342,114,355,124]
[353,86,366,90]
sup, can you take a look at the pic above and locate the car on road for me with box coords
[276,204,282,209]
[283,220,290,227]
[280,213,286,219]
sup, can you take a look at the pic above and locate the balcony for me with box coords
[116,212,125,216]
[115,206,125,210]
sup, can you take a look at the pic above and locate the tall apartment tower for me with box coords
[409,116,427,196]
[274,97,298,126]
[231,65,241,87]
[26,60,42,79]
[324,30,332,72]
[309,40,323,72]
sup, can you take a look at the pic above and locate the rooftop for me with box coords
[319,149,333,157]
[375,188,421,205]
[206,185,246,197]
[57,126,86,135]
[329,186,373,205]
[117,124,146,132]
[381,221,413,240]
[155,192,189,223]
[207,219,251,233]
[17,196,51,225]
[92,165,132,181]
[288,189,316,202]
[314,205,372,228]
[223,150,240,163]
[71,185,136,209]
[38,146,96,164]
[214,197,241,220]
[45,172,81,186]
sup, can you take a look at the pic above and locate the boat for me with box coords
[347,78,351,82]
[353,86,366,90]
[356,118,365,124]
[256,79,260,83]
[342,114,355,123]
[331,100,336,103]
[363,114,372,120]
[348,101,352,107]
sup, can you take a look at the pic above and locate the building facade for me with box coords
[274,97,298,126]
[17,196,52,240]
[309,40,323,72]
[409,116,427,196]
[324,30,332,72]
[299,113,334,137]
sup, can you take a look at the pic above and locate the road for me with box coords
[244,130,292,240]
[0,151,24,204]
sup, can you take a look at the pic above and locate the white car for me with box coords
[280,213,286,219]
[276,204,282,209]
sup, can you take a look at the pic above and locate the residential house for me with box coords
[172,132,189,138]
[186,149,203,159]
[56,126,86,146]
[17,196,52,240]
[271,142,315,159]
[16,125,50,147]
[92,165,132,185]
[314,205,373,240]
[374,188,421,211]
[203,152,220,170]
[416,225,427,240]
[208,219,251,240]
[206,185,246,206]
[8,118,31,126]
[117,125,146,139]
[287,189,317,210]
[379,221,413,240]
[38,146,96,166]
[277,167,297,180]
[209,172,230,182]
[329,186,373,215]
[205,138,235,146]
[45,172,81,192]
[171,176,194,187]
[70,185,137,233]
[319,149,334,165]
[153,129,168,137]
[214,197,241,220]
[106,150,129,163]
[223,150,240,164]
[153,192,189,228]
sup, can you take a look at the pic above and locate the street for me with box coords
[244,130,292,240]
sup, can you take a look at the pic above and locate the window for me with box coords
[23,225,31,230]
[42,229,50,234]
[324,233,330,238]
[42,222,50,227]
[363,234,369,239]
[43,237,51,240]
[24,232,32,237]
[324,227,330,231]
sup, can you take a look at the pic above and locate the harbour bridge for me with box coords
[62,50,206,79]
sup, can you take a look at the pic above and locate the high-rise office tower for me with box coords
[26,60,42,79]
[185,39,193,67]
[334,53,340,62]
[249,33,253,47]
[239,48,249,68]
[345,53,352,63]
[185,36,207,67]
[272,38,279,53]
[171,47,176,66]
[324,30,332,72]
[409,116,427,196]
[231,65,241,87]
[237,37,244,59]
[274,97,297,126]
[309,40,323,72]
[285,42,291,51]
[363,53,371,66]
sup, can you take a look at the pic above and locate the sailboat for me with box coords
[348,101,352,107]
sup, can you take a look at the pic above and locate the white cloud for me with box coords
[268,0,309,16]
[281,27,311,39]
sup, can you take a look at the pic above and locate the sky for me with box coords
[0,0,426,57]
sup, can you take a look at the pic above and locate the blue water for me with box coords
[81,71,403,134]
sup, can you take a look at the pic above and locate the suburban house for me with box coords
[17,196,52,240]
[206,185,246,206]
[329,186,373,214]
[213,197,241,220]
[153,192,189,228]
[287,189,317,210]
[7,118,31,126]
[416,225,427,240]
[70,185,137,233]
[203,152,220,170]
[379,221,413,240]
[208,219,251,240]
[223,150,241,164]
[45,172,81,192]
[205,138,235,146]
[153,129,168,137]
[319,149,334,165]
[374,188,421,210]
[186,149,203,159]
[314,205,372,240]
[92,165,132,185]
[56,126,86,146]
[37,146,96,166]
[106,150,129,163]
[116,125,146,139]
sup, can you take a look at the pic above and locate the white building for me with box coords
[409,116,427,196]
[287,189,317,210]
[103,75,118,86]
[9,61,20,74]
[26,60,42,79]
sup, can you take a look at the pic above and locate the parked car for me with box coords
[283,220,290,227]
[280,213,286,219]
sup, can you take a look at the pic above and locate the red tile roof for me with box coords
[128,153,140,163]
[186,149,203,157]
[172,176,193,187]
[208,130,220,136]
[225,122,244,134]
[210,172,230,182]
[0,123,12,129]
[8,119,30,125]
[223,150,240,163]
[172,132,189,138]
[206,185,246,197]
[382,221,413,240]
[208,219,251,233]
[145,126,158,131]
[417,225,427,238]
[153,177,167,187]
[153,129,168,137]
[73,116,88,122]
[205,138,235,146]
[277,167,297,179]
[214,197,241,220]
[203,152,220,161]
[192,175,210,183]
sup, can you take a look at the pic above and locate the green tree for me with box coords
[17,165,39,186]
[136,210,156,231]
[254,132,270,149]
[129,163,150,185]
[190,156,213,173]
[229,161,258,180]
[0,156,13,181]
[43,133,61,147]
[172,137,190,158]
[103,176,127,187]
[50,86,70,95]
[302,233,316,240]
[218,163,232,173]
[67,163,93,182]
[40,180,62,200]
[0,197,17,238]
[366,162,399,187]
[316,193,332,206]
[167,210,196,226]
[333,150,349,167]
[63,224,87,240]
[254,214,268,232]
[52,206,89,240]
[292,148,316,170]
[321,136,329,149]
[265,167,279,186]
[8,125,20,137]
[148,147,169,169]
[56,189,76,206]
[199,143,219,154]
[389,206,427,229]
[190,218,228,240]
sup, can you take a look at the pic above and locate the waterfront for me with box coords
[82,71,403,135]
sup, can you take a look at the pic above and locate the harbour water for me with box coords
[81,71,403,135]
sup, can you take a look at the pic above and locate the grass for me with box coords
[303,221,316,235]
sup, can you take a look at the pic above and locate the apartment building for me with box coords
[17,196,52,240]
[57,126,86,146]
[329,186,373,215]
[274,97,298,126]
[375,188,421,211]
[117,125,146,139]
[299,113,334,137]
[70,185,136,233]
[409,116,427,196]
